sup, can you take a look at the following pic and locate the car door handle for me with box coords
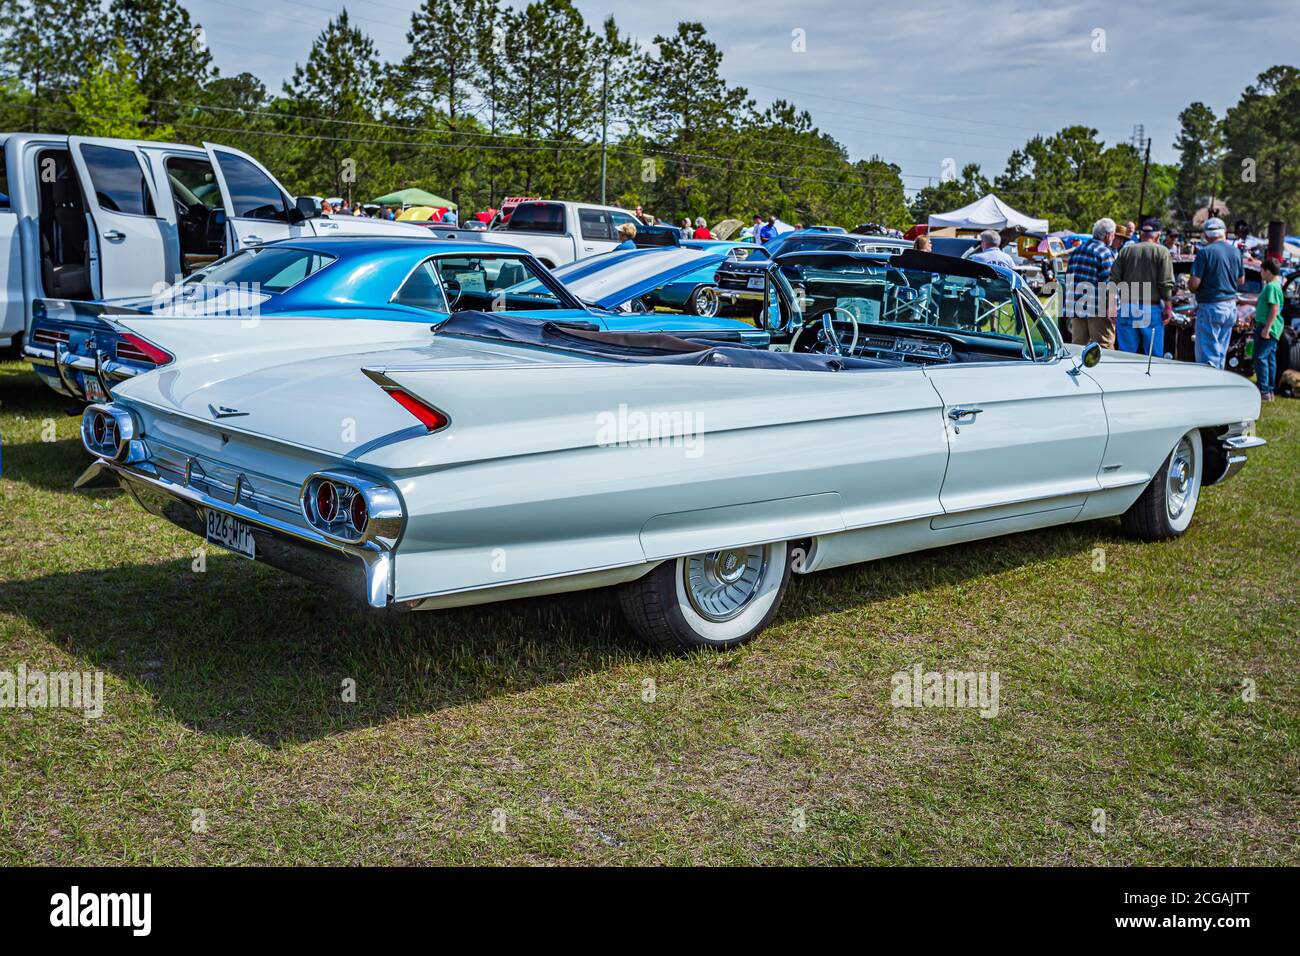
[243,235,264,245]
[947,406,984,422]
[102,230,126,241]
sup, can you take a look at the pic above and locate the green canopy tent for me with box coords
[370,188,457,210]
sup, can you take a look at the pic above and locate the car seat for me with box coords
[46,177,92,298]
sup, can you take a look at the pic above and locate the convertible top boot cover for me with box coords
[435,311,896,371]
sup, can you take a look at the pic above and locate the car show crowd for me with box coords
[317,181,1298,405]
[1058,214,1292,401]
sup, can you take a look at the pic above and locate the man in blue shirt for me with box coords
[969,229,1017,270]
[757,214,779,245]
[1189,217,1244,367]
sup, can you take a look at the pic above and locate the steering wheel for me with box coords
[443,279,462,309]
[789,307,860,355]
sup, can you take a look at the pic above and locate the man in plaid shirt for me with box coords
[1065,218,1117,348]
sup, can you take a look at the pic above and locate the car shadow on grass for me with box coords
[1,438,118,496]
[0,554,649,746]
[0,358,79,417]
[0,360,104,495]
[0,519,1113,747]
[773,518,1120,643]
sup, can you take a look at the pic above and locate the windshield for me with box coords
[184,246,334,293]
[781,258,1058,358]
[431,253,579,312]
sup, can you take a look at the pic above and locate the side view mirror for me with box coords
[292,196,321,223]
[1069,341,1102,375]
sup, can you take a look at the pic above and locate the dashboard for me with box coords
[855,332,953,363]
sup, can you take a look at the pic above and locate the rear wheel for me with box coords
[619,541,791,651]
[1121,429,1203,540]
[686,285,721,317]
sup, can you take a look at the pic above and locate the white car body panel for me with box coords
[923,360,1109,519]
[87,309,1263,614]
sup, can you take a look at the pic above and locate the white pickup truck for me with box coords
[0,132,428,350]
[478,200,641,268]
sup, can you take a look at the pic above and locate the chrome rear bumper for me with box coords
[24,342,139,400]
[85,457,395,608]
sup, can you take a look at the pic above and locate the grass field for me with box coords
[1,355,1296,865]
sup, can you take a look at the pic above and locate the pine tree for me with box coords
[108,0,214,125]
[1172,102,1223,224]
[0,0,108,129]
[279,9,385,202]
[67,39,173,140]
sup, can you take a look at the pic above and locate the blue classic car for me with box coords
[554,244,771,330]
[763,229,911,258]
[26,236,766,401]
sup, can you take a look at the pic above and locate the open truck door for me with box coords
[66,136,169,299]
[203,142,311,252]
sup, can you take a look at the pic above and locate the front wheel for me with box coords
[1121,429,1203,540]
[619,541,792,651]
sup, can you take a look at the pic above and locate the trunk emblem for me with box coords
[209,404,249,420]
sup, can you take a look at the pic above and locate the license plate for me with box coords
[205,509,256,560]
[746,276,765,290]
[82,375,107,403]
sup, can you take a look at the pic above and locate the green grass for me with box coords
[1,356,1296,865]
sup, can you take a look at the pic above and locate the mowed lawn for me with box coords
[0,355,1296,866]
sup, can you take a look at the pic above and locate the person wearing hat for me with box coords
[1110,222,1131,251]
[1188,216,1244,367]
[1109,219,1174,357]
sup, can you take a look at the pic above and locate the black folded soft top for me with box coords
[434,311,898,372]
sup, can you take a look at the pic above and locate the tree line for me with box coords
[0,0,1294,234]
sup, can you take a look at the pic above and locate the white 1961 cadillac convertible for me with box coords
[75,251,1265,650]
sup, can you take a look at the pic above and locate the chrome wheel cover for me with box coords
[694,286,720,317]
[1167,435,1196,520]
[683,546,769,622]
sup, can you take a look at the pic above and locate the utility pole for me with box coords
[600,59,609,205]
[1136,137,1152,224]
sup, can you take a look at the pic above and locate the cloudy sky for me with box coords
[183,0,1295,196]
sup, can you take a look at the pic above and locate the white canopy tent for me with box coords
[928,194,1048,234]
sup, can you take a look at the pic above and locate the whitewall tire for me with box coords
[1121,429,1203,540]
[619,541,792,651]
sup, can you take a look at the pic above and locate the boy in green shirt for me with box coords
[1254,258,1284,401]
